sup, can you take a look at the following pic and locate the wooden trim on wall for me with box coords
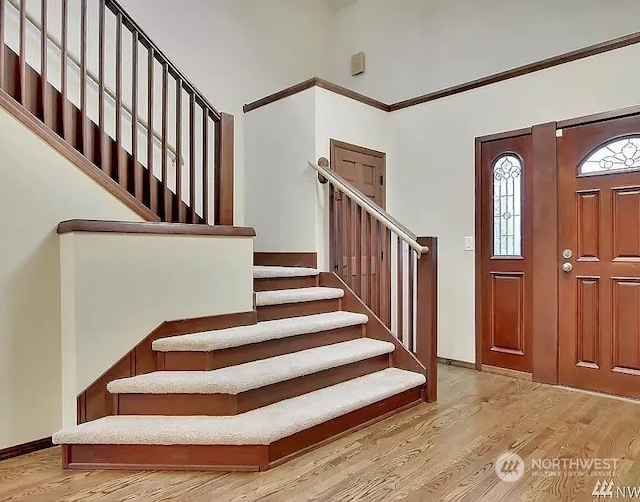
[0,89,160,222]
[57,219,256,236]
[474,138,483,371]
[531,122,559,384]
[253,252,318,268]
[557,103,640,129]
[243,31,640,115]
[0,437,54,461]
[243,77,389,113]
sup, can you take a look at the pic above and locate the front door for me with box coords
[558,115,640,399]
[479,133,533,373]
[329,139,390,326]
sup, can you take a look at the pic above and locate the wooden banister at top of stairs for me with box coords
[0,0,234,225]
[310,160,438,402]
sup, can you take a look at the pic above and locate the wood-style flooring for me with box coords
[1,364,640,501]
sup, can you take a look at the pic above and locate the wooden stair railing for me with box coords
[310,160,438,401]
[0,0,234,225]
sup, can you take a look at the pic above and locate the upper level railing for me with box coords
[310,160,438,402]
[0,0,234,224]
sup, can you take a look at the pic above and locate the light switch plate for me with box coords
[464,236,474,251]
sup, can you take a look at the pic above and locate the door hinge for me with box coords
[380,175,384,185]
[334,262,339,271]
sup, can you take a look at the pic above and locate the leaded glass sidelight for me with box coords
[580,137,640,174]
[493,154,522,256]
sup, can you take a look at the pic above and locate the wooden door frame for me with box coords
[475,104,640,385]
[329,139,387,208]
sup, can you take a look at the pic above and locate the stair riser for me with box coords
[257,298,342,321]
[114,354,390,416]
[62,385,424,471]
[253,276,318,291]
[157,324,366,371]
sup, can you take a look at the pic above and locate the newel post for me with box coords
[214,112,234,225]
[416,236,438,402]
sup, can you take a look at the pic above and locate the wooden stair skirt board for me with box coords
[57,266,429,472]
[63,387,423,471]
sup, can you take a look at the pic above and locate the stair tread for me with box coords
[253,266,319,279]
[53,369,425,446]
[108,339,394,395]
[153,311,368,352]
[256,287,343,306]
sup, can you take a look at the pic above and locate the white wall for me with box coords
[389,44,640,363]
[244,88,317,254]
[244,87,391,268]
[329,0,640,102]
[117,0,335,225]
[60,231,254,427]
[0,106,142,450]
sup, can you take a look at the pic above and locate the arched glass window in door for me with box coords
[493,154,522,256]
[580,136,640,174]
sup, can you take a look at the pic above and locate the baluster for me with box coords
[147,48,156,214]
[40,0,50,126]
[175,79,184,222]
[18,0,25,104]
[189,93,196,222]
[80,0,87,154]
[364,211,371,306]
[381,226,391,328]
[354,204,362,296]
[334,188,341,275]
[0,0,5,90]
[397,236,404,341]
[344,198,352,286]
[371,220,382,317]
[97,0,107,173]
[115,12,125,186]
[408,247,415,352]
[60,0,69,141]
[132,31,141,200]
[161,63,169,221]
[203,110,209,224]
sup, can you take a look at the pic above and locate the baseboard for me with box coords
[437,357,477,370]
[481,364,533,381]
[0,437,54,462]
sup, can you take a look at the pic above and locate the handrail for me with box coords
[5,0,179,164]
[309,161,429,256]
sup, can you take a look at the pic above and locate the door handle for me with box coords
[562,262,573,273]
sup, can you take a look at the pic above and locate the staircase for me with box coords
[53,264,428,471]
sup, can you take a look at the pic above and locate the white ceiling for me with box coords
[323,0,360,13]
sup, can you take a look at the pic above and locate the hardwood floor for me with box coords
[2,364,640,501]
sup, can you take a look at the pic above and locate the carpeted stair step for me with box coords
[256,286,344,321]
[107,339,395,416]
[253,266,319,279]
[253,266,320,291]
[154,311,369,371]
[54,368,426,448]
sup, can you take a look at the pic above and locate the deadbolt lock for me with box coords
[562,249,573,259]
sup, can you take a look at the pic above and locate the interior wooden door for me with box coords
[479,133,533,373]
[558,114,640,399]
[329,140,390,326]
